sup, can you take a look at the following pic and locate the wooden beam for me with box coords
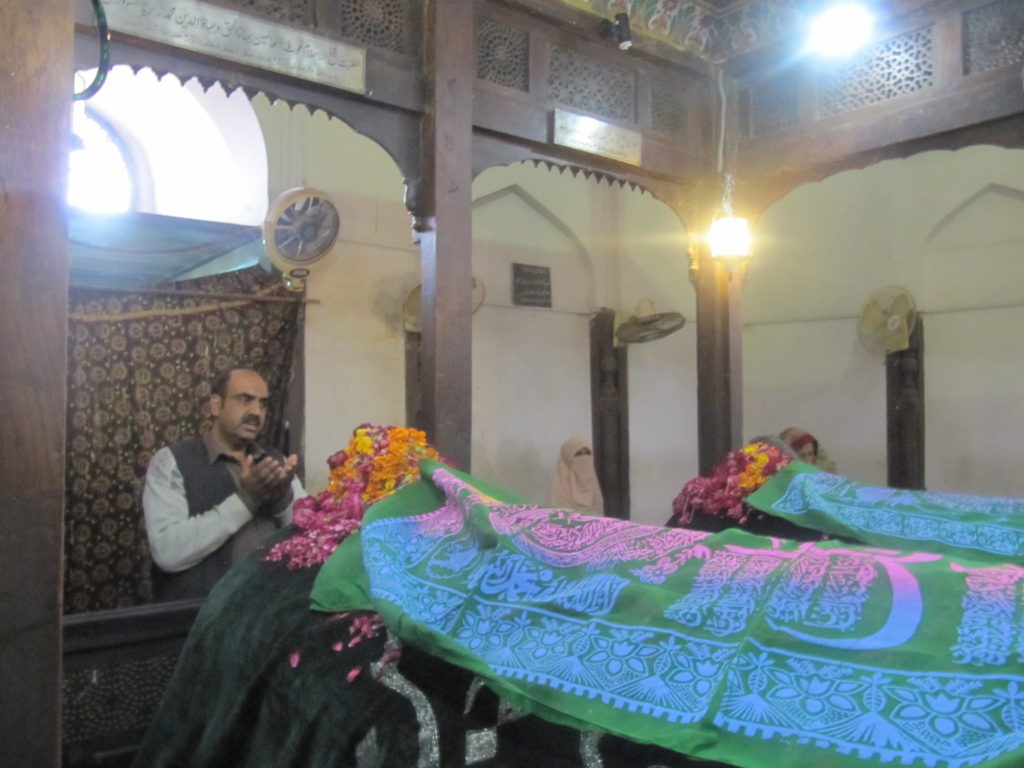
[73,28,426,185]
[741,110,1024,215]
[417,0,475,471]
[1,0,74,763]
[735,0,1024,211]
[491,0,713,76]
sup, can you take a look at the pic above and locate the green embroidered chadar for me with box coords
[312,459,1024,768]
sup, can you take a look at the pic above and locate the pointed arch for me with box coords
[924,182,1024,249]
[472,183,597,311]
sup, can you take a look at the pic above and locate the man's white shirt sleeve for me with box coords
[143,446,254,573]
[277,478,304,526]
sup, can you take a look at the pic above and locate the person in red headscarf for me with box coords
[780,426,836,472]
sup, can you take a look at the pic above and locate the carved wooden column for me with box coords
[415,0,474,470]
[887,320,925,489]
[648,174,743,478]
[691,233,744,475]
[641,64,747,478]
[590,309,630,519]
[691,67,745,475]
[1,0,73,763]
[683,169,745,475]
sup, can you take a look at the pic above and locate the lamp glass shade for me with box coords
[709,215,752,260]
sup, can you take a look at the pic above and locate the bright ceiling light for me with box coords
[807,3,874,56]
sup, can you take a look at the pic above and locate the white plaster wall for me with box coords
[251,105,1024,509]
[917,148,1024,495]
[253,98,416,493]
[927,307,1024,495]
[618,188,697,526]
[472,164,694,518]
[744,145,1024,494]
[250,111,697,511]
[471,304,593,503]
[743,319,886,483]
[470,173,600,504]
[743,162,902,483]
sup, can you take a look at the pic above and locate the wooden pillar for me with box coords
[404,330,424,432]
[887,320,925,489]
[1,0,73,764]
[647,176,742,479]
[416,0,474,470]
[654,180,744,478]
[692,242,744,475]
[590,309,630,519]
[687,66,746,476]
[688,172,745,475]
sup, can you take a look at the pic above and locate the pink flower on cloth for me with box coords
[264,425,443,569]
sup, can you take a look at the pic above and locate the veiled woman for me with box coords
[547,437,604,515]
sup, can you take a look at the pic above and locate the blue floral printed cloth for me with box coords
[748,462,1024,562]
[312,459,1024,768]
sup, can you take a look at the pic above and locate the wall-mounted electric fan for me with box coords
[263,187,341,291]
[402,277,487,332]
[857,285,918,355]
[615,300,686,344]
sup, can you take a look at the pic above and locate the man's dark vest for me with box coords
[152,437,283,601]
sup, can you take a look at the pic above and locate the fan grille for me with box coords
[857,286,917,355]
[402,278,486,333]
[615,312,686,344]
[263,188,341,273]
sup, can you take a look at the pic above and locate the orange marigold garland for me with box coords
[265,424,443,569]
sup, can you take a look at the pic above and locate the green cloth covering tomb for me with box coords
[311,459,1024,768]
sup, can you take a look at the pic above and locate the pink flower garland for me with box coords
[264,424,442,570]
[670,441,791,527]
[264,491,365,570]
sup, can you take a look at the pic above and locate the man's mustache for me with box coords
[243,416,261,426]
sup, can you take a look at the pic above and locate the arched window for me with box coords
[68,102,134,214]
[68,66,268,226]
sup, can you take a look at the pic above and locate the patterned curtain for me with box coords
[65,267,302,614]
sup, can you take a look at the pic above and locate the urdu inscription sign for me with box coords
[552,109,642,166]
[103,0,366,94]
[512,263,552,308]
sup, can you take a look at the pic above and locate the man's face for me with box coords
[209,370,270,448]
